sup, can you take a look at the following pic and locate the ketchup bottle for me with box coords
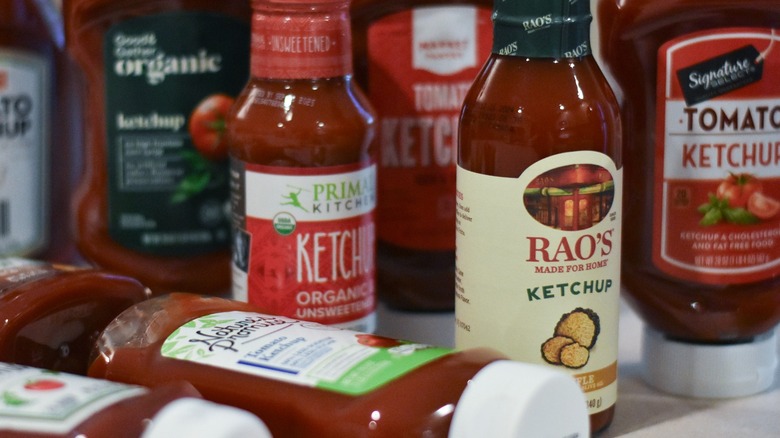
[598,0,780,398]
[456,0,622,432]
[0,257,150,375]
[63,0,251,296]
[87,292,590,438]
[0,362,271,438]
[0,0,79,264]
[227,0,377,331]
[349,0,492,311]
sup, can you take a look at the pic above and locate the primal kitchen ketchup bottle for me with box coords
[457,0,622,432]
[64,0,251,296]
[227,0,377,331]
[0,362,271,437]
[350,0,492,311]
[599,0,780,398]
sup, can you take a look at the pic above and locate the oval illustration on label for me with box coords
[523,164,615,231]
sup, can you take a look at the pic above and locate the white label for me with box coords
[412,6,478,75]
[455,151,622,415]
[0,49,49,256]
[0,363,145,434]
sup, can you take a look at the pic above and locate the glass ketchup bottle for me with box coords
[227,0,377,331]
[349,0,492,311]
[87,292,591,438]
[456,0,622,432]
[0,257,150,375]
[599,0,780,398]
[0,362,270,438]
[63,0,251,296]
[0,0,79,264]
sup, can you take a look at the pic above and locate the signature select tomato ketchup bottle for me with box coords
[349,0,492,311]
[63,0,251,295]
[456,0,622,432]
[599,0,780,398]
[87,292,590,437]
[0,362,270,438]
[227,0,377,331]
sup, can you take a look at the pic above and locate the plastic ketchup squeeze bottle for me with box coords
[0,0,79,264]
[598,0,780,398]
[456,0,623,432]
[227,0,377,331]
[63,0,251,296]
[0,257,150,375]
[87,292,590,438]
[349,0,492,311]
[0,362,271,438]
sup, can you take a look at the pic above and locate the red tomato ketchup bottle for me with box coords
[0,0,79,264]
[457,0,622,432]
[88,292,590,438]
[227,0,377,331]
[63,0,251,296]
[0,257,150,375]
[0,362,271,438]
[349,0,492,311]
[599,0,780,398]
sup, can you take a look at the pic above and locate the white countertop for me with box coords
[375,299,780,437]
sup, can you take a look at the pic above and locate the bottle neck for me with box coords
[491,0,591,59]
[250,2,353,80]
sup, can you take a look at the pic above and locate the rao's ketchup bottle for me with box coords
[63,0,251,296]
[0,362,270,437]
[457,0,622,432]
[350,0,492,311]
[227,0,377,331]
[599,0,780,398]
[87,292,590,438]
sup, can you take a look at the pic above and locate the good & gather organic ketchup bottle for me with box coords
[0,0,79,263]
[350,0,492,311]
[87,292,591,438]
[227,0,377,331]
[599,0,780,398]
[457,0,622,432]
[63,0,251,295]
[0,257,150,375]
[0,362,270,438]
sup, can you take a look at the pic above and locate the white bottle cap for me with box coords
[141,398,272,438]
[642,326,778,398]
[449,360,590,438]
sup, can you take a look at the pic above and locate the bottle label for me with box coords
[0,49,49,256]
[103,12,249,256]
[455,151,622,415]
[161,311,450,396]
[231,161,377,331]
[654,28,780,284]
[0,363,146,434]
[368,6,492,250]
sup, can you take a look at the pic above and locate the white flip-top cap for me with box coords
[449,360,590,438]
[642,326,779,398]
[142,398,272,438]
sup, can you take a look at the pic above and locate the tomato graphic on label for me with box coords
[716,173,762,209]
[355,334,401,348]
[23,379,65,391]
[189,93,235,161]
[748,192,780,220]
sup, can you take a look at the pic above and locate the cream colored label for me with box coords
[455,151,621,414]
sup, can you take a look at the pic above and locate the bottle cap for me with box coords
[449,360,589,438]
[642,326,778,398]
[142,398,273,438]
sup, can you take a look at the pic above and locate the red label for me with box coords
[653,28,780,285]
[368,6,492,250]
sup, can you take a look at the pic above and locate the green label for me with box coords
[161,311,451,396]
[492,0,591,58]
[104,12,249,255]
